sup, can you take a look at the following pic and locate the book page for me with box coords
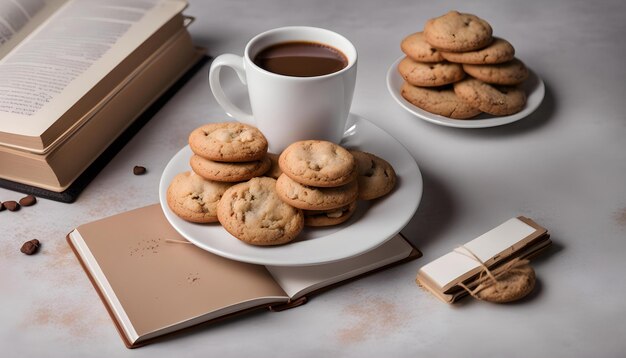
[71,205,287,344]
[266,235,414,299]
[0,0,186,138]
[0,0,68,59]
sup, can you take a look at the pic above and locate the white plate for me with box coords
[386,56,545,128]
[159,114,422,266]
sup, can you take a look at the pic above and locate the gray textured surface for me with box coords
[2,0,626,356]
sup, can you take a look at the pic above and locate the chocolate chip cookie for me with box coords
[217,177,304,246]
[190,155,271,182]
[279,140,357,187]
[462,58,529,85]
[475,263,536,303]
[441,37,515,64]
[401,82,482,119]
[453,78,526,116]
[424,11,493,52]
[350,150,397,200]
[264,153,283,179]
[167,171,233,223]
[189,122,268,162]
[397,57,465,87]
[400,32,445,63]
[275,173,358,210]
[303,201,357,227]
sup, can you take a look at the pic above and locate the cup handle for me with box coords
[209,54,255,125]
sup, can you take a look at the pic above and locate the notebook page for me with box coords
[71,205,288,343]
[266,235,414,299]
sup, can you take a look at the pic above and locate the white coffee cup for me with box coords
[209,26,357,153]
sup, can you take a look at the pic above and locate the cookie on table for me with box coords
[463,58,529,85]
[454,78,526,116]
[401,82,482,119]
[397,57,465,87]
[275,174,358,211]
[441,37,515,64]
[475,263,536,303]
[217,177,303,246]
[400,32,445,63]
[303,201,357,227]
[424,11,493,52]
[279,140,356,188]
[189,155,271,183]
[264,153,282,179]
[350,150,397,200]
[166,171,233,223]
[189,122,268,162]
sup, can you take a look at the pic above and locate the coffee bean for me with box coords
[133,166,147,175]
[19,195,37,207]
[20,239,40,255]
[3,200,20,211]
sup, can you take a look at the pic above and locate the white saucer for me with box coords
[158,113,422,266]
[386,56,545,128]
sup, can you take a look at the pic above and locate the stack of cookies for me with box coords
[275,141,397,227]
[276,141,360,227]
[188,122,271,183]
[167,122,272,223]
[399,11,529,119]
[167,123,398,247]
[217,176,304,246]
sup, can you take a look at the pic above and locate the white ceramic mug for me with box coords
[209,26,358,153]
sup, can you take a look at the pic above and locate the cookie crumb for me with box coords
[21,239,40,255]
[187,273,200,284]
[133,166,147,175]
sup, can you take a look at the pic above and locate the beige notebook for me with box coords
[67,204,421,348]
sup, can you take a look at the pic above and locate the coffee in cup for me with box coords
[209,26,358,153]
[253,41,348,77]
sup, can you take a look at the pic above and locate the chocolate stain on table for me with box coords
[614,207,626,227]
[86,183,142,218]
[20,238,110,340]
[336,289,411,344]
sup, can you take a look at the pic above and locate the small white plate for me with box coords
[386,56,545,128]
[159,113,422,266]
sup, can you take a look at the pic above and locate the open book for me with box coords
[0,0,203,197]
[67,204,421,348]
